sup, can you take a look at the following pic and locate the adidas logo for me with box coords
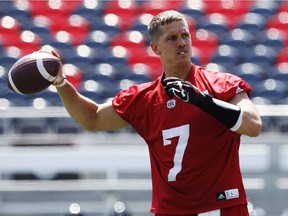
[217,193,226,200]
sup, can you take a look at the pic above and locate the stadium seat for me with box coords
[275,47,288,64]
[236,12,266,34]
[234,63,267,88]
[48,41,76,61]
[257,28,285,52]
[50,14,90,46]
[85,63,120,83]
[198,13,229,36]
[277,1,288,13]
[266,12,288,34]
[130,14,151,33]
[110,31,147,52]
[90,12,123,37]
[85,30,111,51]
[192,29,219,65]
[204,63,228,73]
[244,44,277,68]
[249,1,279,18]
[102,1,140,31]
[0,52,18,70]
[24,25,53,45]
[253,79,288,104]
[122,72,152,84]
[62,64,83,90]
[127,46,162,80]
[72,4,103,21]
[4,8,32,26]
[140,0,183,16]
[210,44,241,69]
[220,28,255,52]
[180,0,205,21]
[0,16,22,47]
[270,62,288,83]
[27,0,75,19]
[203,0,253,29]
[13,30,41,56]
[80,79,109,103]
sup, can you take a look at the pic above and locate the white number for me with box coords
[162,124,190,182]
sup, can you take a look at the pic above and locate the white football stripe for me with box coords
[8,71,23,94]
[36,56,57,82]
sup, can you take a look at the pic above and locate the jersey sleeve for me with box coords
[112,85,139,123]
[199,69,252,102]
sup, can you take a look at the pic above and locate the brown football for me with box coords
[7,51,61,94]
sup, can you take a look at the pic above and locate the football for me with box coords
[7,51,61,94]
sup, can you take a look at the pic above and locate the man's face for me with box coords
[151,20,192,66]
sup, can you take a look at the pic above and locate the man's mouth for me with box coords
[178,51,187,55]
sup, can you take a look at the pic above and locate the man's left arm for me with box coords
[229,91,262,137]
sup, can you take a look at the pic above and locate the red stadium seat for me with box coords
[0,16,21,47]
[13,30,41,56]
[266,12,288,36]
[192,29,219,65]
[110,31,147,51]
[275,47,288,64]
[28,0,82,16]
[51,15,90,46]
[278,1,288,13]
[140,0,183,16]
[203,0,254,28]
[103,1,140,30]
[128,47,162,80]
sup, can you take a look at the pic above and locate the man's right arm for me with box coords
[55,80,129,131]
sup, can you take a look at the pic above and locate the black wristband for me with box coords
[197,93,242,130]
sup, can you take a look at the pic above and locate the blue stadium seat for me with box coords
[210,44,242,69]
[24,25,53,45]
[236,12,266,34]
[80,79,109,102]
[220,29,256,52]
[180,1,205,21]
[244,44,277,68]
[122,72,152,84]
[257,28,285,52]
[85,63,120,83]
[72,5,103,21]
[0,54,18,71]
[270,63,288,83]
[249,1,279,17]
[198,13,229,36]
[234,63,268,88]
[85,30,111,49]
[253,79,288,104]
[48,41,76,62]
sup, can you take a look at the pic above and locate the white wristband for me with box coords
[55,77,67,88]
[230,109,243,131]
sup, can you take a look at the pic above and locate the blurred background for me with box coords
[0,0,288,215]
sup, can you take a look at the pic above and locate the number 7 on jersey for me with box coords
[162,124,190,182]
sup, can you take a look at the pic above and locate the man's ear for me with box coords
[150,42,161,55]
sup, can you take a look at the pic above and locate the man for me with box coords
[52,10,262,216]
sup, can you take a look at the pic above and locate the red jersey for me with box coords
[112,64,252,214]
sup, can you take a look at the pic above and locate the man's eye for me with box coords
[168,36,176,41]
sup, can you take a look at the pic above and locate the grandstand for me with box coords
[0,0,288,215]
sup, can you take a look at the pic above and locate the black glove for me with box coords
[163,77,242,131]
[163,77,205,106]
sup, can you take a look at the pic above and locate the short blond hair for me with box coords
[148,10,186,42]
